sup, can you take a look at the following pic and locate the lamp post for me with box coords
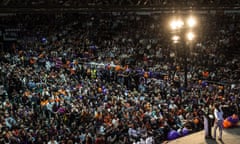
[169,16,197,88]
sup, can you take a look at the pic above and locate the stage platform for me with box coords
[168,125,240,144]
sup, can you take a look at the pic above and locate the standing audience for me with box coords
[0,13,239,144]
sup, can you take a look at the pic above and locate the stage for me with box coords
[168,124,240,144]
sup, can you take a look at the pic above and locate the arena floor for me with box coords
[168,124,240,144]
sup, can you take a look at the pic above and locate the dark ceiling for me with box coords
[0,0,239,8]
[0,0,240,13]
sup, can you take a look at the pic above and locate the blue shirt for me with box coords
[214,108,224,121]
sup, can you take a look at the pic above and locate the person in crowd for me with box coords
[213,103,224,141]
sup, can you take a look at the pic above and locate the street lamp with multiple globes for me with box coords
[169,15,197,88]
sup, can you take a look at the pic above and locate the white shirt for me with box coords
[47,102,54,112]
[145,136,154,144]
[47,140,58,144]
[128,128,138,137]
[214,108,224,121]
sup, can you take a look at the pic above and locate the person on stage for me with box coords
[203,106,214,139]
[213,103,224,141]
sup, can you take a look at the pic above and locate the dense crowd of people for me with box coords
[0,13,240,144]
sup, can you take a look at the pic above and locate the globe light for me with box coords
[170,20,177,30]
[172,35,180,42]
[186,32,195,41]
[170,19,184,30]
[187,16,196,28]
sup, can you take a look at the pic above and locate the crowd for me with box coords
[0,13,240,144]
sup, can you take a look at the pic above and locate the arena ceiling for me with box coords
[0,0,240,9]
[0,0,240,13]
[0,0,239,7]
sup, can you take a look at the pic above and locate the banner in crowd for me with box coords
[3,28,19,41]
